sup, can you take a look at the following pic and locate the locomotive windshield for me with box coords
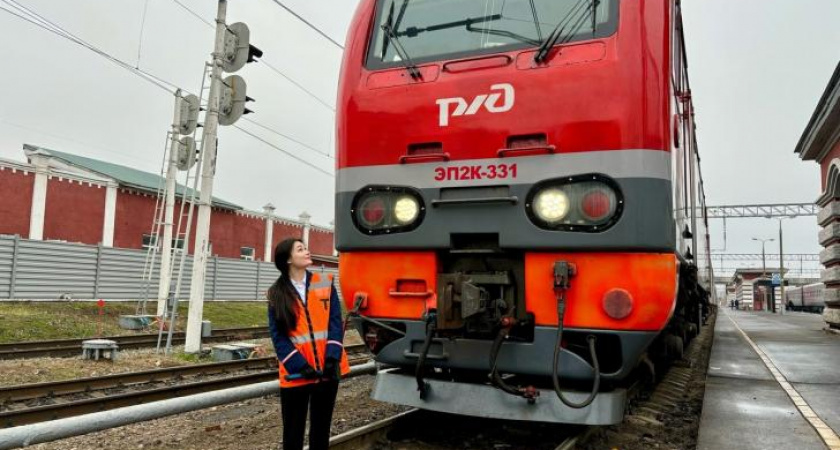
[367,0,618,69]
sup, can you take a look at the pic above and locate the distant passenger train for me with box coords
[785,283,825,313]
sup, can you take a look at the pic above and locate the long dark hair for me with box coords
[267,238,304,333]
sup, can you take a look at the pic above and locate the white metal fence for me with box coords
[0,235,337,301]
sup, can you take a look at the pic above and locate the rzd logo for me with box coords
[436,83,515,127]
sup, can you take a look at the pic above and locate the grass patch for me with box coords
[0,301,268,344]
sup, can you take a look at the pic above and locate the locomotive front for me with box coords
[336,0,684,424]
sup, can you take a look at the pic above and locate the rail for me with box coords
[0,344,368,428]
[0,327,270,360]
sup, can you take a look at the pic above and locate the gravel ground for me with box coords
[579,313,717,450]
[26,374,406,450]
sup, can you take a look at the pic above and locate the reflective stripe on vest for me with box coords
[290,330,328,345]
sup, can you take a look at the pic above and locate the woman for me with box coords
[267,238,350,450]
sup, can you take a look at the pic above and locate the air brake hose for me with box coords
[488,323,539,403]
[415,313,437,400]
[552,293,601,408]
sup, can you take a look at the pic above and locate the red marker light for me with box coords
[603,288,633,320]
[581,189,612,221]
[359,196,386,227]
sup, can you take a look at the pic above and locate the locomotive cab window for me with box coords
[366,0,619,69]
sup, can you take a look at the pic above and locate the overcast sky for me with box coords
[0,0,838,276]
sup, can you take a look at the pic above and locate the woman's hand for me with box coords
[299,364,321,380]
[323,357,341,382]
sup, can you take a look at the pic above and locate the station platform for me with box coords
[697,310,840,450]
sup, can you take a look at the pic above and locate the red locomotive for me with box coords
[337,0,713,424]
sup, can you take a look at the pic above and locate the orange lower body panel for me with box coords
[526,252,678,330]
[339,252,437,319]
[340,251,677,332]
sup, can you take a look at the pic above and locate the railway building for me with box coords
[795,61,840,328]
[0,144,336,264]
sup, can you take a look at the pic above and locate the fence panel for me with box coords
[13,240,98,299]
[0,237,15,298]
[0,236,337,301]
[98,247,160,299]
[213,258,260,300]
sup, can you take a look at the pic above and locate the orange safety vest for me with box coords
[278,272,350,388]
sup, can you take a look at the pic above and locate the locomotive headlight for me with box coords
[393,196,420,224]
[533,188,570,223]
[352,186,425,235]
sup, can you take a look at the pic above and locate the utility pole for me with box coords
[185,0,261,353]
[157,91,183,317]
[772,215,796,315]
[752,237,774,311]
[779,220,785,315]
[185,0,227,354]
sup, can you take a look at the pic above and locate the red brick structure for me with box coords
[0,145,336,266]
[795,62,840,327]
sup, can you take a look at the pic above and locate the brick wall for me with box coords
[0,167,33,237]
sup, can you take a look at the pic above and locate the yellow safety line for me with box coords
[727,313,840,450]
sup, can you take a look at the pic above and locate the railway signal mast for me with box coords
[156,91,200,317]
[185,0,261,353]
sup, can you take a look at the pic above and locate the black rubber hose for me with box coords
[489,327,528,397]
[552,318,601,408]
[415,318,436,398]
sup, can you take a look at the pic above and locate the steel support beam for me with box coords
[703,203,818,218]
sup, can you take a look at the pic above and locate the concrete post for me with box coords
[158,93,185,317]
[28,155,49,241]
[101,182,118,247]
[299,211,311,248]
[186,0,226,354]
[263,203,275,262]
[778,219,785,315]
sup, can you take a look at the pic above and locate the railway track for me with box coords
[325,408,590,450]
[324,313,717,450]
[0,343,369,428]
[0,327,270,360]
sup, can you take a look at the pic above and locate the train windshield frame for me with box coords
[365,0,619,70]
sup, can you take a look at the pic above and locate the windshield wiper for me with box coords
[466,21,541,46]
[381,0,422,80]
[533,0,597,63]
[382,22,423,80]
[529,0,543,41]
[396,14,502,38]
